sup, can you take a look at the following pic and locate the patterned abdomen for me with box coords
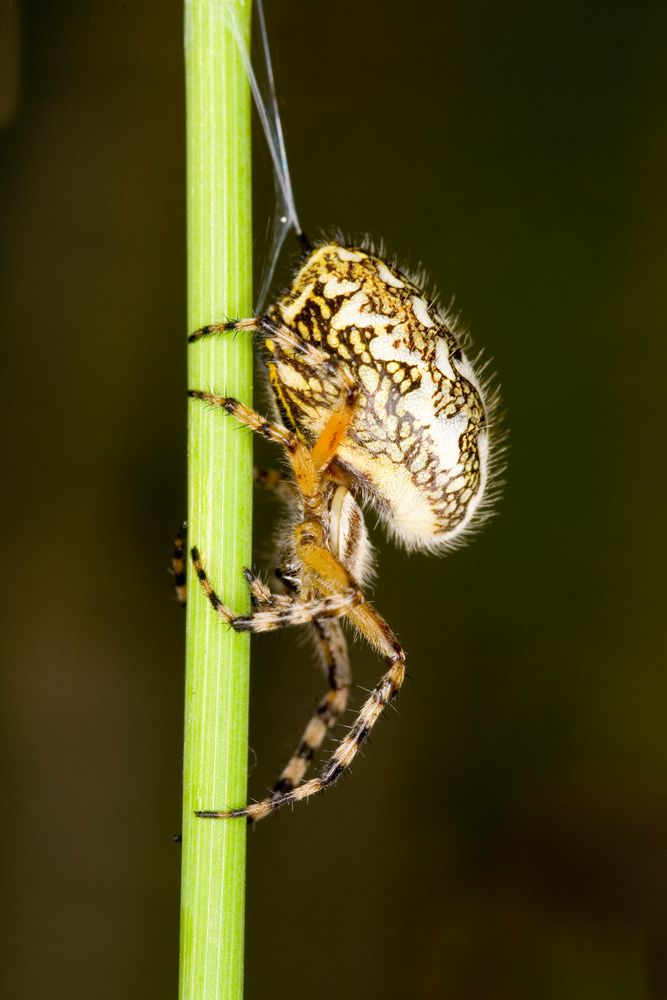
[266,243,494,552]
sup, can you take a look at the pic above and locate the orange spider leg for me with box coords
[274,377,358,516]
[310,378,359,473]
[294,521,357,593]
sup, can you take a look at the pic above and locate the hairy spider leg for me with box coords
[197,594,405,823]
[188,315,333,373]
[189,362,357,506]
[262,542,353,795]
[190,378,406,822]
[187,391,297,449]
[191,547,362,633]
[272,617,351,795]
[172,523,187,606]
[242,567,273,608]
[187,545,353,793]
[187,389,364,627]
[188,316,257,344]
[195,509,405,821]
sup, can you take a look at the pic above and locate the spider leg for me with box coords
[283,379,358,525]
[188,316,257,344]
[172,522,187,605]
[310,370,358,473]
[188,316,331,375]
[193,380,394,822]
[190,548,362,633]
[188,391,296,450]
[272,618,351,795]
[197,599,405,822]
[242,567,273,608]
[197,526,405,822]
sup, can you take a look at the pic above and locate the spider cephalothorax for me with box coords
[183,241,500,823]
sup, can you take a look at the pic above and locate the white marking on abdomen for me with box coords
[412,295,434,327]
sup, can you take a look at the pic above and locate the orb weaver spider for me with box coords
[174,0,502,824]
[180,240,500,823]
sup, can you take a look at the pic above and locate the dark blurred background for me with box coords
[2,1,666,997]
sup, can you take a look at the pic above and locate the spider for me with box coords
[179,239,499,823]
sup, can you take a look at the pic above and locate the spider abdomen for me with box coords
[266,243,495,553]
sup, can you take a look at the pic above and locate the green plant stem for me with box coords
[180,2,253,998]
